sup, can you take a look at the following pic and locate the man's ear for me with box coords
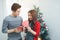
[12,11,16,13]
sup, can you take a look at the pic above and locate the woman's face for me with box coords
[28,13,33,21]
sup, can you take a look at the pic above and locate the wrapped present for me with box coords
[17,20,29,31]
[22,20,29,27]
[17,26,23,31]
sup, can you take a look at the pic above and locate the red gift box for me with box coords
[17,20,29,31]
[17,26,23,31]
[22,20,29,27]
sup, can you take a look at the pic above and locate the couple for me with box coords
[2,3,40,40]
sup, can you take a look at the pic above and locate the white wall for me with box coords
[6,0,40,21]
[39,0,60,40]
[0,0,7,40]
[0,0,60,40]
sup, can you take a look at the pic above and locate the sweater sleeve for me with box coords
[34,21,40,37]
[2,19,8,33]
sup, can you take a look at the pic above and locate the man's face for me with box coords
[14,8,20,16]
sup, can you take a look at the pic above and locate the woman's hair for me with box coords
[11,3,21,11]
[28,9,37,23]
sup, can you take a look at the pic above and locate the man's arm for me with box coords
[2,19,15,33]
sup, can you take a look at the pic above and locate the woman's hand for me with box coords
[26,26,32,32]
[26,26,36,35]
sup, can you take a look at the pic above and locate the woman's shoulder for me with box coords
[35,20,40,24]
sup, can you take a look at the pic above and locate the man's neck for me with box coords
[11,13,17,17]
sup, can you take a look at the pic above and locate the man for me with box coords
[2,3,23,40]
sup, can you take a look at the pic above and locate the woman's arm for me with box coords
[26,21,40,36]
[29,29,36,35]
[26,26,36,35]
[33,22,40,37]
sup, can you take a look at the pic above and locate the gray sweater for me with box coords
[2,15,23,40]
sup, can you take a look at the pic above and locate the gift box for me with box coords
[22,20,29,27]
[17,20,29,31]
[17,26,23,31]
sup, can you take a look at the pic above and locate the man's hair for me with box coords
[11,3,21,11]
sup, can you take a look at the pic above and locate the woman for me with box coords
[25,9,41,40]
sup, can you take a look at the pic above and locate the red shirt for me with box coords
[33,21,40,40]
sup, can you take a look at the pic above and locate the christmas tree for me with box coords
[34,5,50,40]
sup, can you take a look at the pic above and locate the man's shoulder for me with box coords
[17,16,23,19]
[18,16,22,18]
[3,15,10,21]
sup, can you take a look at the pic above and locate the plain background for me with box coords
[0,0,60,40]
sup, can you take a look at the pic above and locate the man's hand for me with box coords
[14,28,21,33]
[7,27,21,33]
[7,29,15,33]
